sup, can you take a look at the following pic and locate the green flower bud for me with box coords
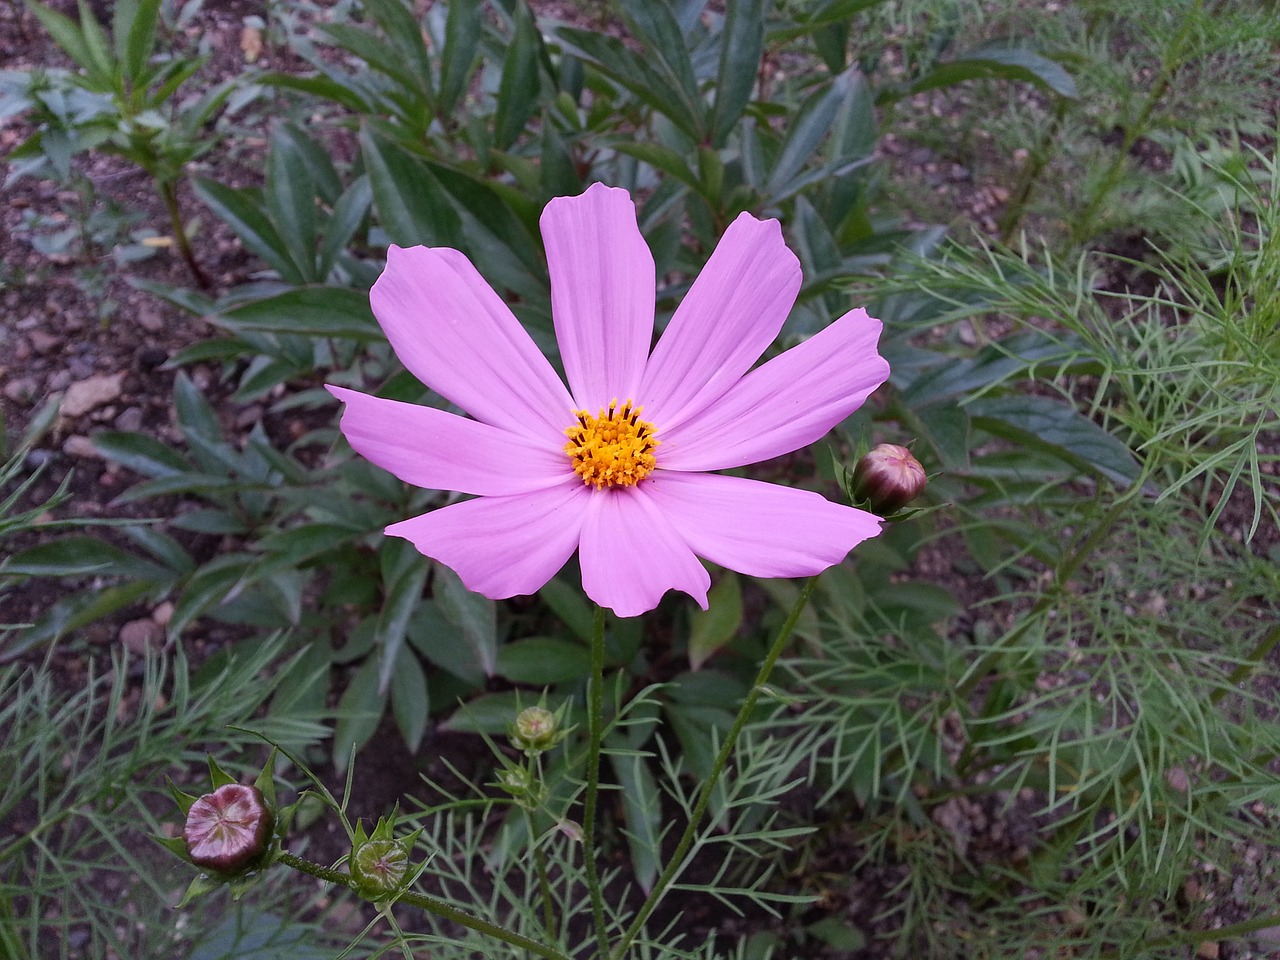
[512,706,558,752]
[851,444,927,516]
[350,837,411,899]
[183,784,274,874]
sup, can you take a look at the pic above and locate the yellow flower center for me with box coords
[564,399,659,489]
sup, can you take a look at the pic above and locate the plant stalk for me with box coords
[583,604,610,959]
[276,851,573,960]
[159,178,210,290]
[610,576,819,960]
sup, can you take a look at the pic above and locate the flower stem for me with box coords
[583,604,610,959]
[610,577,819,960]
[159,178,210,290]
[275,851,573,960]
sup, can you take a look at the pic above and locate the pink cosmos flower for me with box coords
[328,184,889,617]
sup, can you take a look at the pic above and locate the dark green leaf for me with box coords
[193,177,298,281]
[265,125,320,282]
[333,657,385,773]
[908,45,1077,100]
[377,543,430,695]
[441,691,522,734]
[209,287,380,341]
[710,0,766,146]
[967,394,1139,486]
[93,430,190,477]
[496,637,591,684]
[115,0,161,84]
[317,175,372,280]
[360,126,462,248]
[493,1,541,150]
[687,573,743,670]
[439,0,482,115]
[435,565,497,677]
[608,736,661,892]
[390,645,430,752]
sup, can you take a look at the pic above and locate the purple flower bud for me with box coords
[183,784,273,874]
[851,444,927,516]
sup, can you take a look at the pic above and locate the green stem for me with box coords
[525,806,558,940]
[1210,623,1280,706]
[276,851,573,960]
[159,178,210,290]
[1153,910,1280,948]
[997,97,1068,244]
[583,605,610,959]
[1069,0,1203,246]
[610,577,819,960]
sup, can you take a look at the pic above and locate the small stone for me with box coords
[114,406,144,432]
[136,306,165,333]
[28,330,59,354]
[120,618,165,655]
[3,377,38,402]
[61,373,124,417]
[1195,941,1219,960]
[151,601,175,626]
[62,435,103,459]
[1165,766,1191,793]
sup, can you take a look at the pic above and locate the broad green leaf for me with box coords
[75,0,117,87]
[621,0,700,114]
[360,126,462,248]
[608,736,661,892]
[967,394,1140,486]
[766,69,855,197]
[257,71,373,114]
[611,142,700,191]
[552,27,704,140]
[174,371,222,447]
[710,0,767,146]
[265,125,319,282]
[435,565,497,677]
[439,0,482,116]
[209,287,380,340]
[390,645,430,752]
[441,691,523,734]
[908,45,1078,100]
[496,637,592,684]
[193,177,298,281]
[333,657,385,773]
[115,0,161,84]
[317,175,372,280]
[493,1,541,150]
[93,430,190,477]
[687,573,743,670]
[3,536,167,580]
[407,600,482,684]
[376,542,430,695]
[26,2,96,77]
[537,576,594,642]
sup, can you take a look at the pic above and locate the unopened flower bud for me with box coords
[851,444,927,515]
[183,784,273,874]
[350,838,411,899]
[512,706,558,753]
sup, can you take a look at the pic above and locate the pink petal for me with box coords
[328,386,570,496]
[541,184,653,408]
[641,213,801,430]
[371,245,574,438]
[386,484,591,600]
[657,308,889,471]
[643,472,881,577]
[579,487,710,617]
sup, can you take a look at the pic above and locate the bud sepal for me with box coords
[348,809,423,903]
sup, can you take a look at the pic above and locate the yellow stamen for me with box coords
[564,399,659,489]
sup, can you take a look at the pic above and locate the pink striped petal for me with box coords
[386,484,591,600]
[541,184,653,408]
[641,213,801,430]
[657,308,889,471]
[579,487,710,617]
[370,245,574,438]
[643,472,881,577]
[328,386,570,496]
